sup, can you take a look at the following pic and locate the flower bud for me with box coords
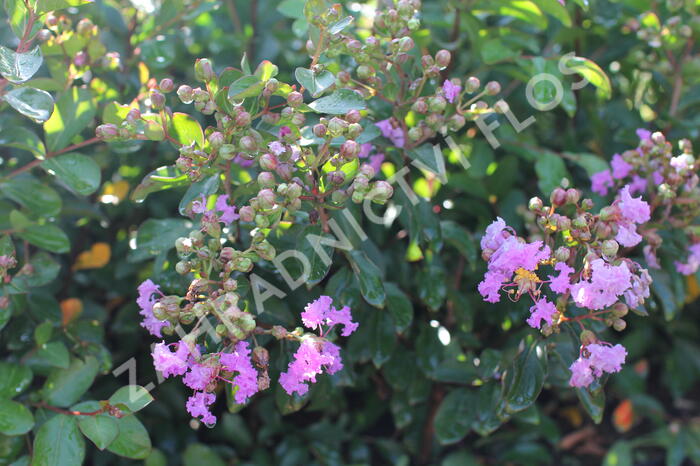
[447,114,466,131]
[612,319,627,331]
[149,90,165,110]
[194,58,215,82]
[257,189,275,210]
[485,81,501,95]
[357,65,374,80]
[96,124,119,140]
[412,99,428,114]
[554,247,570,262]
[345,109,362,124]
[287,91,303,108]
[76,18,93,36]
[528,197,543,211]
[257,171,276,188]
[239,206,255,222]
[565,188,581,205]
[408,126,423,142]
[340,140,360,158]
[465,76,480,93]
[236,111,251,127]
[313,123,327,138]
[550,187,567,206]
[175,261,191,274]
[421,55,435,68]
[208,131,224,150]
[159,78,174,93]
[286,182,302,199]
[259,153,279,170]
[73,51,87,67]
[602,239,619,257]
[328,171,346,186]
[327,117,348,137]
[435,49,451,68]
[219,144,236,160]
[398,36,414,52]
[276,163,293,180]
[580,329,597,346]
[36,29,52,42]
[369,181,393,204]
[239,135,257,151]
[177,85,194,104]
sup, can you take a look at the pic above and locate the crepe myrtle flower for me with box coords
[442,79,461,104]
[137,279,168,337]
[569,343,627,388]
[279,339,344,396]
[675,243,700,275]
[375,118,405,148]
[219,341,259,404]
[300,295,358,337]
[186,392,216,425]
[192,194,239,225]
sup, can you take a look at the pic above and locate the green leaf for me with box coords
[472,383,506,436]
[295,67,335,97]
[308,89,366,114]
[15,224,69,253]
[536,0,572,26]
[480,38,518,64]
[0,363,33,399]
[130,218,191,260]
[501,341,547,413]
[227,75,264,101]
[132,165,189,202]
[35,0,93,13]
[576,385,605,424]
[108,386,154,413]
[297,225,334,286]
[0,399,34,435]
[32,415,85,466]
[0,126,46,158]
[0,45,42,83]
[384,283,413,333]
[9,252,60,290]
[562,55,612,99]
[0,177,61,217]
[42,152,101,195]
[277,0,305,19]
[534,151,569,196]
[304,0,329,23]
[603,441,633,466]
[168,112,204,148]
[107,414,152,459]
[34,321,53,346]
[183,443,226,466]
[4,87,54,122]
[440,221,477,265]
[31,341,70,369]
[72,401,118,450]
[254,60,279,81]
[367,309,396,367]
[42,356,99,407]
[434,388,476,444]
[44,87,96,152]
[329,16,354,34]
[346,250,385,308]
[178,175,220,216]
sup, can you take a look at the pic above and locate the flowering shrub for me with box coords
[2,0,700,464]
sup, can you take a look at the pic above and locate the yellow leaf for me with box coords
[73,243,111,270]
[60,298,83,326]
[686,275,700,304]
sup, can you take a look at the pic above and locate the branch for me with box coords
[2,137,101,180]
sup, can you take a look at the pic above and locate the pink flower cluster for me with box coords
[192,194,239,225]
[569,343,627,388]
[137,279,167,337]
[279,296,357,396]
[376,118,405,148]
[152,339,260,425]
[359,143,385,174]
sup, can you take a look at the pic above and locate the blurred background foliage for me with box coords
[1,0,700,464]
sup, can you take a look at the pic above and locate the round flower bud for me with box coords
[485,81,501,96]
[370,181,393,204]
[291,112,306,126]
[238,206,255,222]
[554,247,570,262]
[327,117,348,137]
[287,91,303,108]
[219,144,236,160]
[565,188,581,205]
[73,51,87,67]
[194,58,215,82]
[408,126,423,142]
[258,171,276,188]
[412,99,428,114]
[177,84,194,104]
[252,346,269,367]
[175,261,191,274]
[271,325,288,339]
[580,329,597,346]
[398,36,414,52]
[36,29,52,42]
[651,131,666,145]
[286,182,302,199]
[581,198,594,210]
[528,196,543,211]
[421,55,435,68]
[313,123,327,138]
[435,49,451,68]
[235,111,251,127]
[276,163,293,180]
[612,319,627,331]
[612,303,629,317]
[428,96,447,113]
[465,76,480,93]
[265,78,279,93]
[549,187,567,206]
[602,239,619,257]
[76,18,93,36]
[96,124,119,140]
[239,135,257,151]
[159,78,174,93]
[208,131,224,150]
[340,140,360,159]
[257,189,275,210]
[328,171,346,185]
[259,153,278,170]
[45,14,59,27]
[345,109,362,124]
[356,65,374,80]
[149,90,165,110]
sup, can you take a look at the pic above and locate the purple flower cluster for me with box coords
[569,343,627,388]
[137,279,167,337]
[376,118,405,148]
[192,194,239,225]
[279,296,357,396]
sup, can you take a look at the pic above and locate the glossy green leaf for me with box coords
[4,87,54,122]
[603,441,633,466]
[227,75,264,101]
[576,385,605,424]
[0,126,46,158]
[183,443,226,466]
[36,0,93,12]
[472,383,506,436]
[42,356,99,407]
[562,55,612,99]
[346,250,385,308]
[537,0,572,26]
[168,112,204,148]
[295,67,335,97]
[501,341,547,414]
[32,415,85,466]
[72,401,119,451]
[108,386,154,413]
[132,165,189,202]
[277,0,305,19]
[9,252,60,290]
[178,175,220,216]
[0,45,42,83]
[0,363,32,399]
[308,89,366,114]
[384,283,413,333]
[534,151,569,196]
[42,152,101,195]
[30,341,70,369]
[434,388,476,444]
[297,224,334,286]
[329,16,353,34]
[0,177,61,217]
[44,87,96,152]
[367,309,396,367]
[15,224,69,253]
[0,399,34,435]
